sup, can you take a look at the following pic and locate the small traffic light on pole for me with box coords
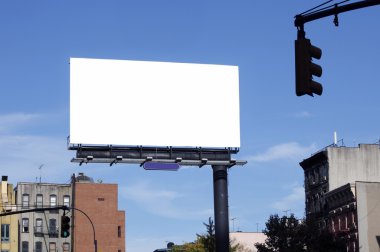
[295,30,323,96]
[61,215,70,238]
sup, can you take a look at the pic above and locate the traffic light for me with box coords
[295,36,323,96]
[61,215,70,238]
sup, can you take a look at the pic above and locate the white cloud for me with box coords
[292,111,312,118]
[0,113,42,132]
[121,181,212,220]
[271,185,304,216]
[0,134,76,183]
[245,142,317,162]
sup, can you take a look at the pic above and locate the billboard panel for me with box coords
[70,58,240,148]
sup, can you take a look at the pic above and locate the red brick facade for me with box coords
[73,182,125,252]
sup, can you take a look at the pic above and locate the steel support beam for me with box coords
[212,165,230,252]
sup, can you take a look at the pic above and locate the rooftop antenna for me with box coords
[334,131,338,145]
[38,164,44,183]
[230,217,237,232]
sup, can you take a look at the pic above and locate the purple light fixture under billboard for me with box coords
[143,162,180,171]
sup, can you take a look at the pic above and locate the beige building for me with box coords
[300,143,380,252]
[0,176,18,252]
[230,232,266,252]
[300,144,380,222]
[15,181,72,252]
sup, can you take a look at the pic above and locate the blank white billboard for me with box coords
[70,58,240,148]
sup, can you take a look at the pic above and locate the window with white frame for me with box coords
[49,242,56,252]
[63,195,70,207]
[22,194,29,208]
[63,243,70,252]
[36,194,43,208]
[35,218,43,233]
[50,194,57,207]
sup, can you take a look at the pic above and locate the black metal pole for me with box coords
[295,0,380,27]
[212,165,230,252]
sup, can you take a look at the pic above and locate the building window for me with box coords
[63,195,70,207]
[36,194,43,208]
[49,218,57,236]
[35,241,42,252]
[22,218,29,232]
[49,242,56,252]
[22,241,29,252]
[118,226,121,238]
[50,194,57,207]
[22,194,29,208]
[35,218,43,233]
[1,224,9,242]
[63,243,70,252]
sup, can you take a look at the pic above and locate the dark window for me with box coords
[22,218,29,232]
[22,241,29,252]
[1,224,9,242]
[49,219,57,237]
[35,241,42,252]
[118,226,121,237]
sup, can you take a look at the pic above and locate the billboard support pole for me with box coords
[212,165,230,252]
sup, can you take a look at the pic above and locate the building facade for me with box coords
[72,173,125,252]
[0,176,18,252]
[325,183,358,252]
[15,182,72,252]
[326,181,380,252]
[300,144,380,222]
[300,144,380,252]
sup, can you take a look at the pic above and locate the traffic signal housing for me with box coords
[61,215,70,238]
[295,37,323,96]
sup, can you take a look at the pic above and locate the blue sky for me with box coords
[0,1,379,251]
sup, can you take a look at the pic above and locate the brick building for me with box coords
[72,173,125,252]
[326,182,380,252]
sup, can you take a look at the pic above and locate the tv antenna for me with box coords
[38,164,44,183]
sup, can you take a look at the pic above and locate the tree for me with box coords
[255,214,345,252]
[171,217,248,252]
[255,214,305,252]
[197,217,215,252]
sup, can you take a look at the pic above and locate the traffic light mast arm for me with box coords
[295,0,380,28]
[70,207,98,252]
[0,206,69,217]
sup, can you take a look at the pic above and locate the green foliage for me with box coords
[172,217,249,252]
[255,214,346,252]
[197,217,216,252]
